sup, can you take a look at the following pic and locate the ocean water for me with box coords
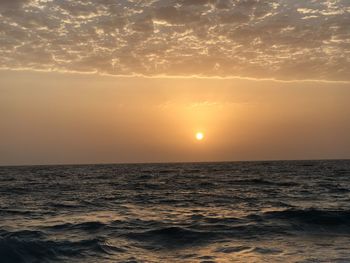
[0,160,350,263]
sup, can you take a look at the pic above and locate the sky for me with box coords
[0,0,349,165]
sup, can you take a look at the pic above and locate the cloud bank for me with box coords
[0,0,349,80]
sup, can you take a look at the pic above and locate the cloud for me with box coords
[0,0,349,81]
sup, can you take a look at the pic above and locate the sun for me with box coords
[196,132,204,141]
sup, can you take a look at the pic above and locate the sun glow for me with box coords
[196,132,204,141]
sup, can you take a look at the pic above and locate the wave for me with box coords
[123,209,350,247]
[228,178,298,187]
[0,229,123,263]
[47,221,106,231]
[125,226,216,249]
[187,209,350,237]
[0,237,59,263]
[46,202,81,209]
[0,209,34,216]
[215,245,251,254]
[1,209,349,262]
[263,208,350,228]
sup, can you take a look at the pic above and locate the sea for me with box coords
[0,160,350,263]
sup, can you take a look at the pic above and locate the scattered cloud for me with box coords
[0,0,349,81]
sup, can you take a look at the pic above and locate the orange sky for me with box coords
[1,70,349,165]
[1,1,349,165]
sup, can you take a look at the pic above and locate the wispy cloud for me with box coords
[0,0,349,81]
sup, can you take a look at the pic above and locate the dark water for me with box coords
[1,160,350,263]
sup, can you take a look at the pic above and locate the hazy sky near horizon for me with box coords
[1,70,349,165]
[0,0,350,165]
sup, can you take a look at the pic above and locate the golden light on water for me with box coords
[196,132,204,141]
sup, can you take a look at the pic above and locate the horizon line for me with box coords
[1,158,349,168]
